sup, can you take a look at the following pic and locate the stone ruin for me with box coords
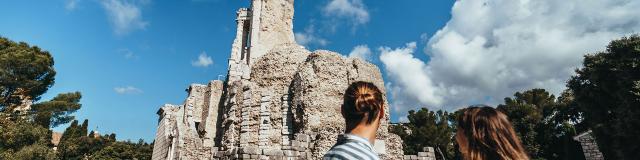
[573,130,604,160]
[151,0,435,159]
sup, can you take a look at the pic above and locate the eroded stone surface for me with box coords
[151,0,408,159]
[290,50,402,159]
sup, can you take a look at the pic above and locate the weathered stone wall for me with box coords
[152,105,180,160]
[402,147,437,160]
[152,0,411,159]
[248,0,296,63]
[152,81,226,160]
[574,130,604,160]
[290,50,403,160]
[201,81,224,147]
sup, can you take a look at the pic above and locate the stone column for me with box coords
[281,94,293,148]
[228,8,250,82]
[239,85,252,147]
[258,92,272,148]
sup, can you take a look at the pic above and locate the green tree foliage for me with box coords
[390,108,456,159]
[91,140,153,160]
[497,89,584,160]
[567,35,640,159]
[0,118,56,160]
[0,37,152,159]
[31,92,82,128]
[58,120,84,159]
[57,119,153,160]
[0,37,56,110]
[0,37,81,129]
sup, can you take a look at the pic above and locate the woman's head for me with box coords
[342,81,385,129]
[456,105,529,160]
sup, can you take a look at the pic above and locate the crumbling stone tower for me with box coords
[151,0,414,159]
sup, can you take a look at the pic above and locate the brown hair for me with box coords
[456,105,529,160]
[342,81,384,125]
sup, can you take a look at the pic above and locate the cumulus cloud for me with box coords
[192,52,213,67]
[295,25,329,47]
[381,0,640,117]
[114,86,143,94]
[323,0,369,26]
[100,0,148,35]
[348,45,372,61]
[380,42,445,113]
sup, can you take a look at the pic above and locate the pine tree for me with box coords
[0,37,56,110]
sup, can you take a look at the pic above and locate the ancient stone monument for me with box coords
[151,0,425,159]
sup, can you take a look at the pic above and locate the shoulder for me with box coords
[323,142,379,160]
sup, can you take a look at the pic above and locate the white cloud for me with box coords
[348,45,372,61]
[192,52,213,67]
[65,0,80,11]
[100,0,148,35]
[380,42,445,114]
[381,0,640,116]
[295,25,329,47]
[323,0,369,25]
[114,86,143,94]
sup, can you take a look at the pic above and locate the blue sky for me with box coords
[2,0,638,142]
[0,0,454,141]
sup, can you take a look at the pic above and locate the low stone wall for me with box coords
[211,133,317,160]
[574,130,604,160]
[402,147,436,160]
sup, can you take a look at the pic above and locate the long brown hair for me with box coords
[342,81,384,126]
[456,105,529,160]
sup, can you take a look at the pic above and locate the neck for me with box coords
[347,122,379,145]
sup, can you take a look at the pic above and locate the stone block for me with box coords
[240,146,261,155]
[423,147,434,152]
[263,149,284,156]
[374,139,387,155]
[283,150,297,157]
[418,152,428,157]
[243,92,252,99]
[224,148,237,155]
[403,155,411,159]
[261,96,271,102]
[296,134,310,142]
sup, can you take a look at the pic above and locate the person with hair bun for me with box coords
[324,81,385,160]
[456,105,530,160]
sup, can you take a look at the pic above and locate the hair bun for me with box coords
[343,81,384,124]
